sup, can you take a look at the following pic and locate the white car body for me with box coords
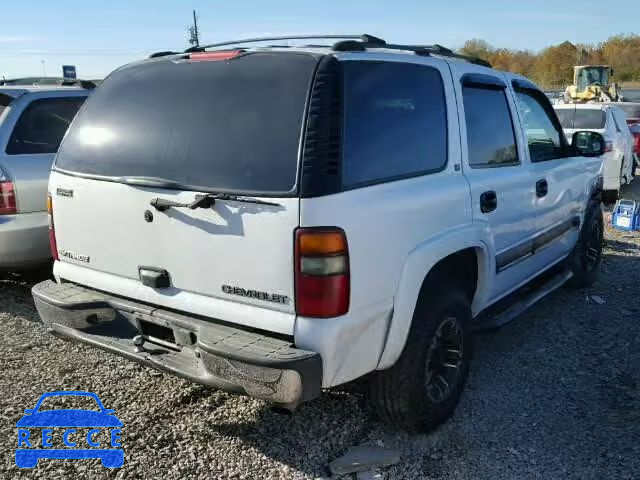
[31,42,604,429]
[554,103,634,193]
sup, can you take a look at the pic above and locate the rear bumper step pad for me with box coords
[32,280,322,405]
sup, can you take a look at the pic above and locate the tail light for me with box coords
[633,133,640,155]
[295,228,349,318]
[189,50,243,62]
[0,166,17,215]
[604,141,613,153]
[47,193,59,261]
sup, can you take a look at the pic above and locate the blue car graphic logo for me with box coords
[15,391,123,468]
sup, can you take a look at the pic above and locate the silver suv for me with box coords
[0,86,88,269]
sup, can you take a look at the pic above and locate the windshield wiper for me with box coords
[150,193,281,212]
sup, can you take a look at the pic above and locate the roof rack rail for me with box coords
[149,51,180,59]
[331,39,491,68]
[184,34,386,53]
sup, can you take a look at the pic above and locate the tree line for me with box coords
[458,35,640,88]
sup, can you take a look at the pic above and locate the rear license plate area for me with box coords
[139,319,177,348]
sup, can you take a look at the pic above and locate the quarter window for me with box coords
[462,86,519,167]
[515,90,564,162]
[341,62,447,188]
[6,97,85,155]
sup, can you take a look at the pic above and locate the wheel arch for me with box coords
[377,229,491,369]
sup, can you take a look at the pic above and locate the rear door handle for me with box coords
[536,179,549,198]
[480,191,498,213]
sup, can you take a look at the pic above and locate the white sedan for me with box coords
[554,103,635,202]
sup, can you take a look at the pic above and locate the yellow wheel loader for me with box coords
[563,65,624,103]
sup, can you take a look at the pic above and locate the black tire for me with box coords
[568,201,604,288]
[368,281,474,434]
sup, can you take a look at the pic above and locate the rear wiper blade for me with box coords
[150,193,281,212]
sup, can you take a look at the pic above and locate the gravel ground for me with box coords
[1,181,639,480]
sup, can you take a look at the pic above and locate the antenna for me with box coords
[188,10,200,48]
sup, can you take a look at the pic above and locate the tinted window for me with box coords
[462,86,518,167]
[0,94,10,119]
[341,62,447,188]
[575,109,606,129]
[615,104,640,119]
[555,109,575,129]
[515,91,564,161]
[553,108,606,129]
[56,53,318,194]
[6,97,85,155]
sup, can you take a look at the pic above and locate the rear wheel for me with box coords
[568,201,603,288]
[368,282,474,433]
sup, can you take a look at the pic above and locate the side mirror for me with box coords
[23,409,35,414]
[572,131,605,157]
[103,409,116,414]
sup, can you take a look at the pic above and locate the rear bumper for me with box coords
[32,280,322,405]
[0,211,50,269]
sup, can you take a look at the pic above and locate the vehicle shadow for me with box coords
[180,250,639,478]
[190,386,374,478]
[165,202,285,237]
[0,265,53,323]
[603,238,640,252]
[1,248,637,478]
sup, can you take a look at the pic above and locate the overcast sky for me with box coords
[1,0,637,79]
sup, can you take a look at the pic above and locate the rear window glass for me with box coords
[56,53,318,194]
[615,104,640,119]
[554,109,575,129]
[6,97,85,155]
[555,108,606,129]
[0,94,10,118]
[341,62,447,188]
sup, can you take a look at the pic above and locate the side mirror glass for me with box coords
[572,131,605,157]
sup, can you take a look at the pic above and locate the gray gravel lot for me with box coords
[1,181,639,480]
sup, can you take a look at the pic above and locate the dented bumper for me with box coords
[32,280,322,406]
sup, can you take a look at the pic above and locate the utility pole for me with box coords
[188,10,200,48]
[41,60,46,77]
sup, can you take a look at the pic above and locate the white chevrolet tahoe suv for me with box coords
[32,35,606,433]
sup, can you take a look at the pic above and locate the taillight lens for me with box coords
[47,193,59,261]
[604,141,613,153]
[295,228,349,318]
[633,133,640,154]
[189,50,243,62]
[0,166,17,215]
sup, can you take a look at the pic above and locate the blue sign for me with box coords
[15,391,123,468]
[62,65,77,79]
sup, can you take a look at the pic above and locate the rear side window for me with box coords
[554,109,575,129]
[0,94,11,119]
[617,104,640,119]
[6,97,85,155]
[341,62,447,188]
[56,53,318,195]
[462,86,518,167]
[575,109,606,129]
